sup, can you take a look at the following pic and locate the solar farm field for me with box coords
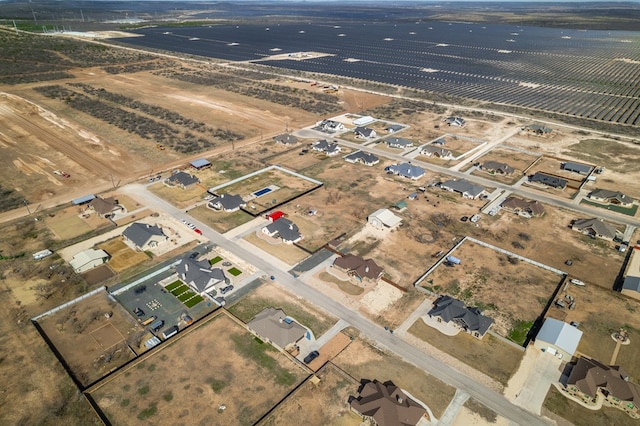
[115,22,640,127]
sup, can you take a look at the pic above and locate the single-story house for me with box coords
[262,217,302,244]
[190,158,211,170]
[69,249,110,273]
[500,197,545,218]
[481,161,515,175]
[420,145,453,159]
[207,193,246,212]
[534,318,583,359]
[353,115,375,126]
[588,189,635,207]
[385,137,413,149]
[312,139,341,156]
[385,163,425,180]
[621,247,640,300]
[432,138,446,145]
[386,124,403,133]
[523,124,553,135]
[344,150,379,166]
[333,254,383,285]
[165,171,200,189]
[440,179,485,199]
[273,134,298,145]
[565,357,640,418]
[88,196,124,218]
[176,257,227,294]
[368,209,402,230]
[318,119,345,133]
[428,295,493,339]
[444,116,465,127]
[123,223,168,250]
[350,380,427,426]
[562,162,592,175]
[247,307,307,351]
[571,217,618,241]
[529,172,567,190]
[354,126,377,139]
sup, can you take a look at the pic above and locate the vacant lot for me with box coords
[244,232,309,265]
[408,318,523,387]
[265,145,329,172]
[189,204,253,233]
[148,181,207,209]
[96,238,149,272]
[423,238,562,338]
[261,363,361,426]
[332,337,455,418]
[46,207,112,240]
[564,138,640,174]
[227,282,337,337]
[543,386,633,426]
[90,312,307,425]
[37,290,142,386]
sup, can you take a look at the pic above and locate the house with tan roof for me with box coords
[500,197,545,218]
[349,380,427,426]
[247,307,308,351]
[88,196,124,218]
[481,161,515,175]
[420,145,453,159]
[333,254,383,286]
[571,218,619,241]
[565,357,640,418]
[588,189,635,207]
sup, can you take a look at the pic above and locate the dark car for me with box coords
[133,307,145,317]
[189,252,199,259]
[134,285,147,295]
[460,216,469,222]
[304,350,319,364]
[220,285,234,295]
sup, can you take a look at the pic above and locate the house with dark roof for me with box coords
[261,218,302,244]
[312,139,341,156]
[350,380,427,426]
[440,179,486,199]
[273,134,298,145]
[572,218,618,241]
[176,257,227,293]
[88,196,124,218]
[207,194,246,212]
[432,138,446,145]
[333,254,383,285]
[529,172,567,190]
[344,151,379,166]
[588,189,635,207]
[481,161,515,175]
[190,158,211,170]
[123,223,168,250]
[444,116,465,127]
[247,307,307,351]
[386,124,403,133]
[534,318,582,359]
[523,124,553,135]
[565,357,640,418]
[385,163,425,180]
[562,162,592,175]
[500,197,545,218]
[420,145,453,159]
[354,126,377,139]
[428,295,493,339]
[385,137,413,149]
[165,171,200,189]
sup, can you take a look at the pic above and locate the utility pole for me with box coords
[23,200,31,215]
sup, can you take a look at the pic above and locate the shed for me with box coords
[368,209,402,229]
[72,194,96,205]
[534,318,583,359]
[69,248,110,273]
[267,211,285,222]
[190,158,211,170]
[353,115,375,126]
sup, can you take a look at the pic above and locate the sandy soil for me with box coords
[453,406,509,426]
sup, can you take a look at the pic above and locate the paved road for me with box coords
[121,183,550,426]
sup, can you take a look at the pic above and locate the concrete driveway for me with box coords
[513,350,563,414]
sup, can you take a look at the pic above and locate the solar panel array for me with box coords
[118,22,640,126]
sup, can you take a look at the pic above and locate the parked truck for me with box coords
[445,255,461,265]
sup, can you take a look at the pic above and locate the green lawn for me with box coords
[171,284,189,296]
[508,320,534,346]
[580,199,638,216]
[178,291,196,302]
[165,280,183,292]
[210,256,223,265]
[228,267,242,276]
[184,295,204,308]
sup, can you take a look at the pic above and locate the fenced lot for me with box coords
[89,312,307,425]
[96,238,149,272]
[421,238,563,339]
[36,290,142,387]
[188,204,253,233]
[46,208,106,240]
[470,146,539,184]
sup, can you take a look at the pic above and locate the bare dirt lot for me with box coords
[89,312,308,426]
[37,290,143,386]
[261,362,361,426]
[470,146,539,184]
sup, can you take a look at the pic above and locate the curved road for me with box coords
[121,183,550,426]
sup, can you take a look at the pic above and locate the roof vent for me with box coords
[396,395,403,404]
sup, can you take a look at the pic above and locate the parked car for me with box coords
[194,228,202,235]
[570,279,585,286]
[189,252,199,259]
[219,285,234,295]
[470,214,480,223]
[204,194,214,201]
[187,223,196,229]
[180,219,187,225]
[133,307,145,317]
[460,216,469,222]
[304,350,320,364]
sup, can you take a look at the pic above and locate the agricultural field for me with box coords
[89,312,308,425]
[36,291,143,387]
[261,362,361,426]
[332,336,456,418]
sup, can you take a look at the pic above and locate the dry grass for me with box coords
[244,232,309,265]
[543,386,633,426]
[96,238,149,272]
[46,211,94,239]
[318,272,364,296]
[148,182,208,208]
[188,204,253,233]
